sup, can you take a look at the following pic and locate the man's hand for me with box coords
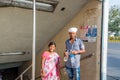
[64,52,69,56]
[71,51,78,54]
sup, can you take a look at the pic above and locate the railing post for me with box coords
[20,75,23,80]
[32,0,36,80]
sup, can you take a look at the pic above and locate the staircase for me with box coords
[15,65,32,80]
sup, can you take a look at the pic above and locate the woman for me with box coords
[41,42,60,80]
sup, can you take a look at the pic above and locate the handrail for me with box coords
[15,64,32,80]
[81,53,94,61]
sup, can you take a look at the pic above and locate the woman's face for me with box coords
[49,45,56,52]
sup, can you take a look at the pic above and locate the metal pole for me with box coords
[101,0,109,80]
[32,0,36,80]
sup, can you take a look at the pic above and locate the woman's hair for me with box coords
[48,41,56,47]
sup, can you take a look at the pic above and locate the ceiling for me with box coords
[0,0,91,68]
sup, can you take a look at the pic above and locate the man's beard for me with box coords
[70,36,76,40]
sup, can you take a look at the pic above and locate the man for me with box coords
[64,27,85,80]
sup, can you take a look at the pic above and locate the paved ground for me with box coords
[107,42,120,80]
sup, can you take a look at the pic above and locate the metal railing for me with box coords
[15,64,32,80]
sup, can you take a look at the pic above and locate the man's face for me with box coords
[69,32,76,39]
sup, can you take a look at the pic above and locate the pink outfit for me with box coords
[42,51,60,80]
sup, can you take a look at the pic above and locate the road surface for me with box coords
[107,42,120,80]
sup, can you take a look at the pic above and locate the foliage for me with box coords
[109,5,120,34]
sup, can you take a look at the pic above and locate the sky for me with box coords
[109,0,120,8]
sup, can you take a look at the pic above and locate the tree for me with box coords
[109,5,120,35]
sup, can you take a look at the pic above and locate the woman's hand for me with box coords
[41,69,46,77]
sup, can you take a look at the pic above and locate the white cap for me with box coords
[68,27,78,33]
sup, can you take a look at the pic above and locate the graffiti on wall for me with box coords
[80,8,98,42]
